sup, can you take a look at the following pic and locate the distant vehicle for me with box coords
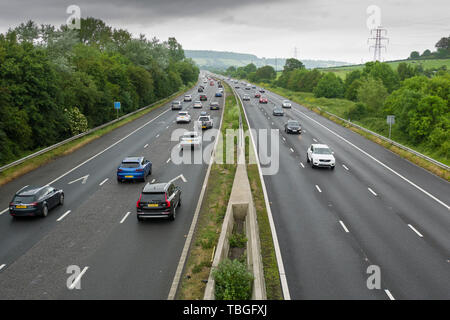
[171,101,182,110]
[200,111,208,117]
[199,94,207,101]
[252,85,256,89]
[243,94,250,101]
[117,157,152,182]
[254,92,261,98]
[282,100,292,108]
[176,111,191,123]
[215,91,223,97]
[273,107,284,116]
[9,185,64,218]
[184,94,192,102]
[259,97,268,104]
[198,114,213,129]
[198,87,204,92]
[259,88,265,93]
[210,81,215,86]
[180,131,202,150]
[210,101,220,110]
[284,120,301,134]
[136,182,181,221]
[306,144,335,169]
[193,101,203,108]
[218,83,223,88]
[235,85,240,89]
[245,85,251,90]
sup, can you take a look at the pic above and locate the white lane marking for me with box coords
[303,130,306,133]
[156,134,160,138]
[151,179,156,183]
[282,137,286,141]
[272,122,274,125]
[300,162,305,168]
[313,138,318,142]
[290,148,294,153]
[368,187,378,196]
[342,164,349,171]
[0,208,8,216]
[166,126,170,129]
[68,174,89,185]
[68,266,89,290]
[166,158,171,163]
[289,108,449,210]
[99,178,109,186]
[315,185,322,193]
[408,224,424,238]
[0,264,5,271]
[57,210,71,222]
[144,144,149,148]
[120,212,131,224]
[339,220,350,233]
[385,289,395,300]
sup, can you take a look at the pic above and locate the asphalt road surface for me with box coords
[230,80,450,300]
[0,75,224,299]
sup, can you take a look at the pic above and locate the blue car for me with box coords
[117,157,152,182]
[215,91,223,97]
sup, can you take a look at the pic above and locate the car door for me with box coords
[308,146,313,160]
[167,184,175,207]
[43,187,55,208]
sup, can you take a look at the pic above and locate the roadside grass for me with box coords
[263,85,449,181]
[0,85,193,187]
[177,83,238,300]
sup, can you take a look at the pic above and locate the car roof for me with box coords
[122,157,142,163]
[142,182,168,193]
[16,185,45,196]
[184,131,199,136]
[312,144,329,148]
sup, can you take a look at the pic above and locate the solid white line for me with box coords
[57,210,71,222]
[300,162,305,168]
[99,178,109,186]
[0,264,5,271]
[368,187,378,196]
[339,220,350,233]
[290,148,294,153]
[0,208,8,216]
[342,164,349,171]
[144,144,149,148]
[288,107,449,211]
[120,212,131,224]
[69,266,89,290]
[315,185,322,193]
[408,224,424,238]
[385,289,395,300]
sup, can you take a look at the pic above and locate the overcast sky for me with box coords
[0,0,448,63]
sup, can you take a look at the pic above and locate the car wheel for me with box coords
[42,204,48,217]
[169,206,176,221]
[331,166,335,170]
[59,193,64,206]
[306,155,310,163]
[178,197,181,207]
[137,215,144,222]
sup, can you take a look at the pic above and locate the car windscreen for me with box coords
[314,148,332,155]
[288,121,299,126]
[121,162,140,168]
[141,193,165,202]
[199,116,210,121]
[13,195,36,203]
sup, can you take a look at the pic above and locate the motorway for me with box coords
[230,81,450,300]
[0,75,224,299]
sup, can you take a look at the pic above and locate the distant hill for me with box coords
[185,50,352,70]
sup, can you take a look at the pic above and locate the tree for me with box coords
[435,35,450,50]
[362,61,399,93]
[250,65,276,82]
[409,51,420,59]
[397,62,416,81]
[167,37,185,62]
[357,78,388,111]
[421,49,432,57]
[313,73,344,98]
[283,58,305,72]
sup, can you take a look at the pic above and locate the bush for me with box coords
[229,233,247,248]
[345,102,368,120]
[213,259,254,300]
[313,73,344,98]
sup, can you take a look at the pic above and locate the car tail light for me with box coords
[136,168,144,172]
[117,169,123,172]
[164,193,171,208]
[30,202,38,207]
[136,194,142,208]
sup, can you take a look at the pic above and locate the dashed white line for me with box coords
[144,144,149,148]
[166,158,171,163]
[315,185,322,193]
[57,210,71,222]
[99,178,109,186]
[0,208,8,216]
[384,289,395,300]
[339,220,350,233]
[368,187,378,196]
[313,138,318,142]
[342,164,349,171]
[0,264,5,271]
[68,266,89,290]
[290,148,294,153]
[408,224,424,238]
[156,134,160,138]
[151,179,156,183]
[300,162,305,168]
[282,137,286,141]
[120,212,131,224]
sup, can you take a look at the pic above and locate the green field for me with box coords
[318,58,450,79]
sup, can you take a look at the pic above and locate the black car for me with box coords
[199,94,207,101]
[9,185,64,217]
[285,120,302,134]
[198,87,204,92]
[210,101,220,110]
[273,107,284,116]
[136,182,181,221]
[259,88,265,93]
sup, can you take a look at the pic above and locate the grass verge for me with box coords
[0,85,194,187]
[177,83,238,300]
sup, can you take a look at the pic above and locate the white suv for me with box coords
[306,144,335,169]
[184,94,192,102]
[282,100,292,108]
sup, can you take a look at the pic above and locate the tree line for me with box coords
[409,35,450,60]
[0,18,199,166]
